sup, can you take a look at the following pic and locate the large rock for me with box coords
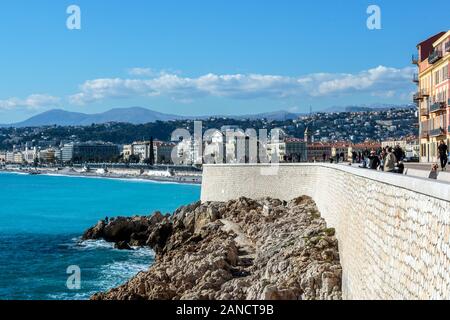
[88,196,342,300]
[82,212,168,247]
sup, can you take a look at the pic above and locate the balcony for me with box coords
[412,54,419,65]
[428,50,443,64]
[430,101,446,113]
[429,127,446,137]
[446,42,450,53]
[420,130,429,139]
[420,107,429,116]
[413,89,429,102]
[412,73,419,83]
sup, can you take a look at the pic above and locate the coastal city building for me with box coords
[13,152,24,164]
[267,138,307,163]
[307,142,333,162]
[122,144,133,161]
[414,30,450,163]
[131,141,153,162]
[331,143,351,162]
[22,147,37,164]
[155,142,176,164]
[61,142,120,163]
[38,148,56,164]
[6,151,15,163]
[61,144,74,163]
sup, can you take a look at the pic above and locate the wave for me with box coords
[46,239,154,300]
[74,239,116,250]
[73,238,156,256]
[0,171,29,176]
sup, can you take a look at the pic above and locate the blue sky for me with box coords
[0,0,449,122]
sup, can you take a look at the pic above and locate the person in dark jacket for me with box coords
[368,150,380,170]
[393,145,405,162]
[438,140,448,171]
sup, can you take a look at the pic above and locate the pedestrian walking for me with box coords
[438,140,448,171]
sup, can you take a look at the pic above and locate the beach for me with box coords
[0,166,202,185]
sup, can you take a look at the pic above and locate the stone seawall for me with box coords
[201,164,450,300]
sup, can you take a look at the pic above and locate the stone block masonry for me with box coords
[201,163,450,300]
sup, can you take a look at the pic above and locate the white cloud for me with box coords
[0,94,60,110]
[69,65,415,105]
[127,67,155,77]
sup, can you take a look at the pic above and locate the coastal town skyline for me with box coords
[1,0,449,123]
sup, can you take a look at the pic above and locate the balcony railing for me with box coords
[413,89,430,102]
[428,50,443,64]
[446,42,450,53]
[430,101,446,113]
[412,54,419,65]
[420,107,429,116]
[413,73,419,83]
[420,130,429,139]
[429,127,447,137]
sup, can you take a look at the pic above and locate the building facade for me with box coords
[267,138,307,163]
[414,31,450,163]
[62,142,119,163]
[155,143,175,164]
[307,143,332,162]
[61,144,74,163]
[38,148,56,163]
[122,144,133,161]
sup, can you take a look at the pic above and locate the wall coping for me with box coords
[203,163,450,202]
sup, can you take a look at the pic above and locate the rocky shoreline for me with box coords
[83,196,342,300]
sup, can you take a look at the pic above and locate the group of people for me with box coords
[361,141,449,174]
[324,141,449,174]
[327,146,406,173]
[362,145,406,173]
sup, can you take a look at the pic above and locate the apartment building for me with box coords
[122,144,133,161]
[414,31,450,163]
[61,142,119,163]
[38,148,57,163]
[307,142,333,162]
[266,138,307,163]
[155,142,176,164]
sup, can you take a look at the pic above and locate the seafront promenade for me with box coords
[201,163,450,299]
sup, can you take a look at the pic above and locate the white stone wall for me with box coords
[201,164,450,300]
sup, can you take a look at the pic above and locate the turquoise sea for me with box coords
[0,172,200,300]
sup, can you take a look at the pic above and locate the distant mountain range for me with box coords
[0,104,415,128]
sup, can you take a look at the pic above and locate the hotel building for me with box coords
[414,31,450,163]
